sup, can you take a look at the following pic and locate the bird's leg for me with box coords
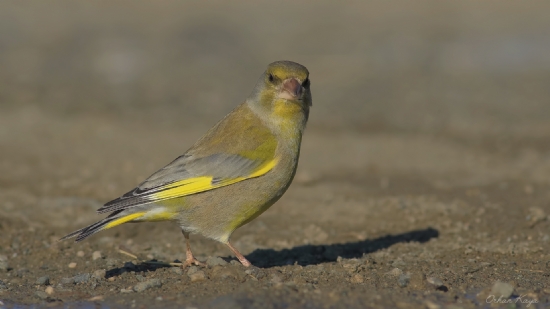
[226,241,252,267]
[181,230,204,268]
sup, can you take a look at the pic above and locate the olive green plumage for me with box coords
[61,60,312,267]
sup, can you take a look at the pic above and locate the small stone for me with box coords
[211,266,239,280]
[92,269,107,280]
[270,273,283,284]
[0,279,7,291]
[61,277,75,285]
[392,259,406,268]
[206,256,228,267]
[490,281,514,298]
[424,300,441,309]
[398,273,410,287]
[68,262,77,268]
[17,268,29,277]
[133,278,162,292]
[77,251,85,257]
[92,251,102,261]
[108,277,116,282]
[0,255,10,272]
[170,267,183,275]
[36,276,50,286]
[187,266,199,275]
[244,267,264,279]
[426,276,443,288]
[45,286,54,295]
[105,258,118,268]
[135,274,146,282]
[387,268,403,277]
[88,296,104,301]
[35,291,49,300]
[189,271,207,282]
[120,288,133,293]
[74,273,90,284]
[350,274,364,284]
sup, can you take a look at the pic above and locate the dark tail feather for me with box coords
[59,216,119,242]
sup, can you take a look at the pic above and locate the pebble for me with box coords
[133,278,162,292]
[244,267,264,280]
[120,288,133,293]
[426,276,443,288]
[92,269,107,280]
[105,259,118,268]
[206,256,228,267]
[490,281,514,298]
[387,268,403,277]
[68,262,77,268]
[189,271,207,282]
[74,273,91,284]
[77,251,85,257]
[0,279,7,290]
[270,273,283,284]
[135,274,146,282]
[350,274,364,284]
[424,300,441,309]
[187,266,199,275]
[398,273,410,287]
[36,276,50,286]
[92,251,102,260]
[35,291,49,300]
[211,266,239,280]
[61,277,75,285]
[88,295,104,301]
[0,255,10,272]
[392,259,406,268]
[45,286,54,295]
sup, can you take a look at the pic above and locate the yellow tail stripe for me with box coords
[105,212,146,229]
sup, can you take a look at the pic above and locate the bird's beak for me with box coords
[278,78,303,101]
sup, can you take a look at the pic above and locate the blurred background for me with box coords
[2,0,550,238]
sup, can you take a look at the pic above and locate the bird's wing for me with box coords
[96,152,277,214]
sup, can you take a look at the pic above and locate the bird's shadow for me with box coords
[104,227,438,277]
[245,227,439,268]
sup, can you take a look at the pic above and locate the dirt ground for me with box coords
[1,1,550,308]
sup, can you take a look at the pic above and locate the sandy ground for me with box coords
[1,1,550,308]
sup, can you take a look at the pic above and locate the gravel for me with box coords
[398,273,411,287]
[133,279,162,292]
[206,256,228,267]
[36,276,50,286]
[60,277,75,285]
[0,255,10,272]
[73,273,91,284]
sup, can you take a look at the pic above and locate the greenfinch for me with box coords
[61,61,312,267]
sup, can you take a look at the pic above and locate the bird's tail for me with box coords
[59,211,146,242]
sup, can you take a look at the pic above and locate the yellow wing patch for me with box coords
[149,158,278,202]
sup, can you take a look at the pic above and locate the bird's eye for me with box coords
[302,78,310,88]
[268,74,275,82]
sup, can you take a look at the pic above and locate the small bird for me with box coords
[61,61,312,267]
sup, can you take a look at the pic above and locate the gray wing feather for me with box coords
[96,153,264,213]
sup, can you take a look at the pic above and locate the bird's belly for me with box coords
[176,158,296,243]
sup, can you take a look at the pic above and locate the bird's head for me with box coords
[248,61,312,125]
